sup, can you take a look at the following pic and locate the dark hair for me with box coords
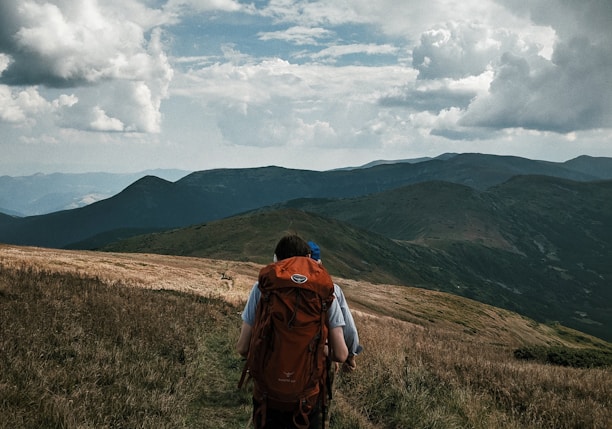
[274,233,311,261]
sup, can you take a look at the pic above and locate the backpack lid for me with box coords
[258,256,334,299]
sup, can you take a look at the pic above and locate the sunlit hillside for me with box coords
[1,245,610,428]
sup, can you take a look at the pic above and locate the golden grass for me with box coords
[1,244,610,428]
[0,244,259,305]
[332,313,611,428]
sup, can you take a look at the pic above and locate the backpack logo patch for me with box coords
[290,273,308,284]
[279,370,297,383]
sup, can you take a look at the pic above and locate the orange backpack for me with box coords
[239,256,335,429]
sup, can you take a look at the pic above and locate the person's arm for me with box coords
[334,284,362,357]
[326,298,348,362]
[236,283,260,357]
[328,325,349,363]
[236,322,252,357]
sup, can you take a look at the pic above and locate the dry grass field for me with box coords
[0,244,259,304]
[1,244,610,428]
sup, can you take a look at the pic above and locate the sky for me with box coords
[0,0,611,176]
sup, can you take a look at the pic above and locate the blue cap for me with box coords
[308,241,321,261]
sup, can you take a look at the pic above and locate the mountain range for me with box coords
[1,153,610,247]
[0,169,190,216]
[1,152,611,341]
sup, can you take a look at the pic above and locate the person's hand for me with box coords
[342,355,357,372]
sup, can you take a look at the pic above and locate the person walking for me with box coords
[237,233,348,429]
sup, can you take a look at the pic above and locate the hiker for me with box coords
[237,233,349,429]
[308,240,363,371]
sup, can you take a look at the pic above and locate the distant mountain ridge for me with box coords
[335,153,450,169]
[2,154,610,217]
[0,169,190,216]
[0,153,610,249]
[562,155,612,179]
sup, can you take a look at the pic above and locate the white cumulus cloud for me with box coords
[90,106,125,132]
[0,86,48,124]
[0,0,173,133]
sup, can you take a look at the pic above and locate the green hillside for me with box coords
[102,209,421,285]
[281,176,612,340]
[102,176,612,342]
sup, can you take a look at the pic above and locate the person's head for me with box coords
[274,233,311,261]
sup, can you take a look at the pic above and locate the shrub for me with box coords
[513,345,612,368]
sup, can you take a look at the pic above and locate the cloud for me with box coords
[0,0,173,133]
[2,0,611,176]
[259,0,368,27]
[2,0,138,86]
[90,106,125,131]
[380,87,476,112]
[0,86,48,123]
[258,26,334,46]
[218,105,338,149]
[0,54,9,74]
[413,23,503,80]
[461,41,612,133]
[171,49,416,148]
[256,0,516,42]
[172,52,415,109]
[52,78,167,133]
[52,94,79,109]
[495,0,612,41]
[368,0,612,136]
[164,0,243,14]
[457,0,612,133]
[308,43,399,61]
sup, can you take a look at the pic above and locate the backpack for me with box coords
[239,256,336,429]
